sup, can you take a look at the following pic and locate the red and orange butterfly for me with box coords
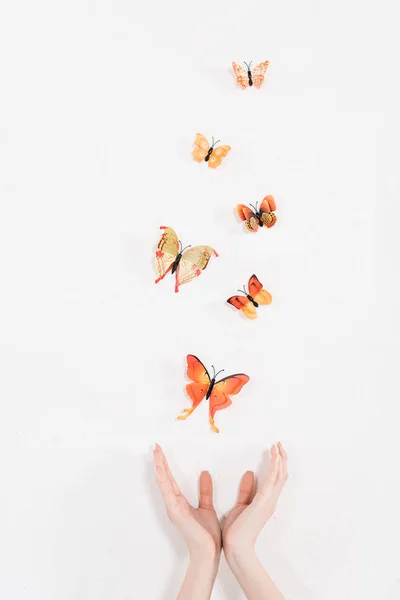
[227,274,272,320]
[236,195,277,232]
[232,61,270,90]
[193,134,231,168]
[177,354,250,433]
[155,226,218,293]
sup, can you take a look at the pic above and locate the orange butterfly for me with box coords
[227,274,272,319]
[232,61,270,90]
[177,354,250,433]
[236,195,277,232]
[193,134,231,168]
[155,226,218,293]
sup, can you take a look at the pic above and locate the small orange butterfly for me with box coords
[227,274,272,319]
[236,195,277,232]
[232,61,270,90]
[155,226,218,293]
[177,354,250,433]
[193,133,231,168]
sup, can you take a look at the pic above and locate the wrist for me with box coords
[189,545,221,570]
[224,541,256,568]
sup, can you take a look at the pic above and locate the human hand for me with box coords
[153,444,221,563]
[223,442,288,558]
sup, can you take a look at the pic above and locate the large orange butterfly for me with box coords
[177,355,250,433]
[227,274,272,319]
[232,61,270,90]
[155,227,218,293]
[236,195,277,232]
[193,134,231,168]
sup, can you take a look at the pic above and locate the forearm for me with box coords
[225,547,285,600]
[177,553,220,600]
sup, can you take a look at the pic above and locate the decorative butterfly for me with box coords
[193,133,231,168]
[227,274,272,319]
[177,354,250,433]
[236,195,277,232]
[232,61,270,90]
[155,226,218,293]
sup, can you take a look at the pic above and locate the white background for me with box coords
[0,1,399,598]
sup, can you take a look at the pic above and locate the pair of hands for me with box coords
[153,442,288,565]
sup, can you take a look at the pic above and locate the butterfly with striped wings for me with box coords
[155,227,218,293]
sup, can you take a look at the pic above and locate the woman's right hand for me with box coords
[222,442,288,557]
[153,443,221,563]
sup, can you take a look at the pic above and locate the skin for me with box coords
[153,442,288,600]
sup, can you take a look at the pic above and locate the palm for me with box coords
[223,503,249,538]
[173,494,220,550]
[191,506,221,550]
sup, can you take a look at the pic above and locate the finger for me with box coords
[260,445,280,495]
[276,450,285,489]
[237,471,255,506]
[277,441,288,480]
[199,471,214,509]
[153,445,176,508]
[161,448,182,496]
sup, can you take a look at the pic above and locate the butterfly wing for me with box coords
[259,195,277,228]
[208,145,231,169]
[236,204,259,232]
[260,195,276,212]
[252,61,270,88]
[227,295,257,319]
[193,133,210,163]
[155,226,179,284]
[209,374,250,433]
[177,355,210,421]
[175,246,218,292]
[248,274,272,306]
[232,61,249,90]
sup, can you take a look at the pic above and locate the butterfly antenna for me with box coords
[212,138,220,148]
[181,244,192,253]
[211,364,216,378]
[249,203,257,211]
[179,240,183,253]
[214,368,225,379]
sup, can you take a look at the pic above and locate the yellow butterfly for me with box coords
[192,134,231,168]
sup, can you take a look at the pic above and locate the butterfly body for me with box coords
[204,147,214,162]
[155,227,217,293]
[232,61,269,90]
[236,195,277,233]
[205,378,215,400]
[193,133,231,168]
[177,355,250,433]
[245,293,259,308]
[253,208,266,228]
[171,252,182,274]
[227,274,272,319]
[246,65,253,86]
